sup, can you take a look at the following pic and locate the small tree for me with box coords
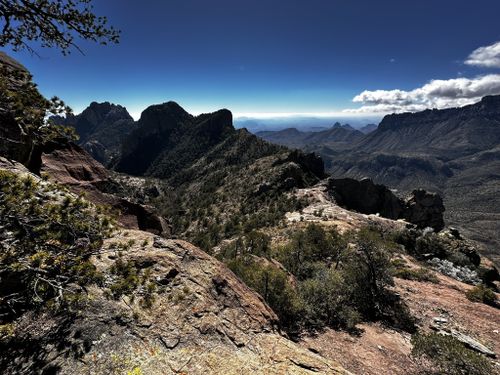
[0,0,120,54]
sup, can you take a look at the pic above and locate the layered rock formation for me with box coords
[41,142,170,236]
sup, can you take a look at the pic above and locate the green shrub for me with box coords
[0,171,114,320]
[466,284,498,307]
[224,225,415,334]
[218,230,272,260]
[411,333,493,375]
[278,223,347,280]
[340,228,416,332]
[299,266,360,331]
[226,257,304,333]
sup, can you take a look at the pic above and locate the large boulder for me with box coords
[403,189,445,231]
[327,177,445,231]
[327,177,404,219]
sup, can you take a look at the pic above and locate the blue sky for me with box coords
[4,0,500,120]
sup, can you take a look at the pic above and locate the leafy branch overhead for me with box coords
[0,0,120,54]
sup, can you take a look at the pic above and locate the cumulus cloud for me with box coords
[465,41,500,68]
[345,74,500,114]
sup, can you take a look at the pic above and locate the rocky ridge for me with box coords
[0,157,349,375]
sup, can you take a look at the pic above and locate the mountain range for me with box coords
[258,96,500,266]
[3,51,499,375]
[256,122,368,150]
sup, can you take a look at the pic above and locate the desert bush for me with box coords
[411,333,492,375]
[225,224,415,334]
[299,266,360,331]
[466,284,498,307]
[226,256,304,332]
[218,231,272,260]
[342,228,416,332]
[278,223,347,280]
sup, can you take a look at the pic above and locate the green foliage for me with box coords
[340,228,415,331]
[466,284,498,307]
[218,230,272,259]
[411,333,493,375]
[107,258,156,308]
[109,259,140,299]
[278,223,347,280]
[299,266,361,331]
[0,170,114,321]
[0,63,77,152]
[222,224,415,334]
[226,256,304,333]
[0,0,120,55]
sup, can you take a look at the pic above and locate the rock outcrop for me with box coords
[327,177,445,231]
[41,142,170,236]
[403,189,445,231]
[327,177,404,219]
[0,158,348,374]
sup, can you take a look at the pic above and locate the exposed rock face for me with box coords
[41,142,170,236]
[115,103,234,177]
[1,229,348,374]
[285,149,326,180]
[327,177,404,219]
[403,189,445,231]
[327,177,445,231]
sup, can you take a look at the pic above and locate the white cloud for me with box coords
[345,74,500,114]
[465,41,500,68]
[345,41,500,115]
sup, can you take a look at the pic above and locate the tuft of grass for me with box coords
[411,333,493,375]
[393,266,439,283]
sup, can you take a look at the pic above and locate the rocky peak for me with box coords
[85,101,132,121]
[75,101,133,137]
[192,108,234,140]
[477,95,500,113]
[138,101,192,129]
